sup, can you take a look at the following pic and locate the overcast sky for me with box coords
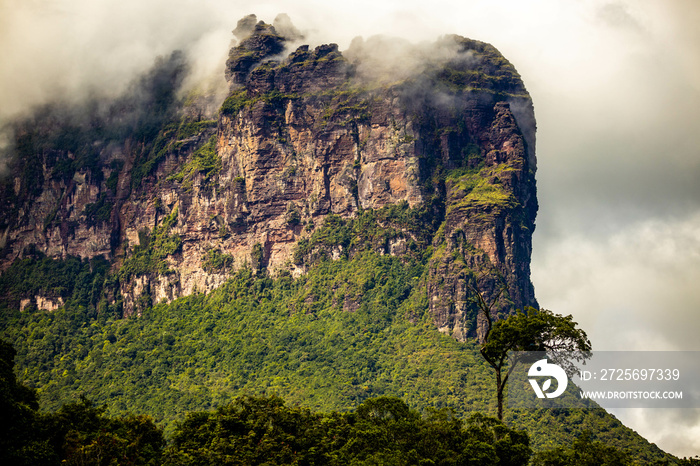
[1,0,699,457]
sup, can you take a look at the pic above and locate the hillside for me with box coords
[0,14,674,463]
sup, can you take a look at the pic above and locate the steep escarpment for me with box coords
[215,18,538,339]
[0,15,536,338]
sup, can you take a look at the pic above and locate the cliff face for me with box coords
[0,16,537,339]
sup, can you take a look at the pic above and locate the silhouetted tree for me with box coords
[471,282,591,420]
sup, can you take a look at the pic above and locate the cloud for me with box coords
[0,0,239,121]
[533,212,700,351]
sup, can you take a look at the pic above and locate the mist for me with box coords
[1,0,699,457]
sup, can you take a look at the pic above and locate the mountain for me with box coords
[1,14,537,338]
[0,14,673,463]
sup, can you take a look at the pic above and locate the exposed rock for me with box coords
[19,298,31,312]
[0,16,538,336]
[225,20,286,86]
[19,296,64,312]
[233,14,258,40]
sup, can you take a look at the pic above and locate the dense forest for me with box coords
[6,336,687,465]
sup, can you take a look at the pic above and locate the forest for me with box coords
[4,335,667,465]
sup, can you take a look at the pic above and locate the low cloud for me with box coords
[0,0,240,122]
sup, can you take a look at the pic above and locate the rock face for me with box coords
[0,16,537,338]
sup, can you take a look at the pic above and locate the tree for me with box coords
[165,394,324,465]
[165,395,531,465]
[0,340,165,466]
[475,297,591,420]
[0,339,53,465]
[53,399,165,466]
[463,413,531,466]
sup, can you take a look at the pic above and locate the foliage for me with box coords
[431,36,529,98]
[130,122,180,187]
[105,160,124,194]
[286,204,302,226]
[220,89,299,117]
[0,203,675,463]
[220,89,252,116]
[0,254,673,464]
[251,243,265,270]
[446,163,519,215]
[477,303,591,421]
[49,398,165,466]
[164,394,530,465]
[176,119,217,140]
[1,335,659,466]
[0,252,111,317]
[0,339,42,465]
[0,339,165,465]
[201,249,234,274]
[83,192,114,226]
[531,430,632,466]
[319,86,372,127]
[482,307,591,377]
[167,134,221,189]
[165,394,325,465]
[131,114,217,190]
[118,208,181,280]
[2,332,527,466]
[1,249,495,438]
[293,202,435,268]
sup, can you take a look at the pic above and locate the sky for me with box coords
[1,0,699,457]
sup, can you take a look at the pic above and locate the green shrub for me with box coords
[202,249,234,273]
[167,135,220,189]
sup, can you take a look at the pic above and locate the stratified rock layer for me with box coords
[0,17,537,339]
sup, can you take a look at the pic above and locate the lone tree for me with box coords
[471,285,591,420]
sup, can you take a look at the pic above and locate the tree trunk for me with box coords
[496,369,504,421]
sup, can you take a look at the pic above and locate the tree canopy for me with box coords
[165,394,532,465]
[479,307,591,420]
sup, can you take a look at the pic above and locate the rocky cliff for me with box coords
[0,15,537,339]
